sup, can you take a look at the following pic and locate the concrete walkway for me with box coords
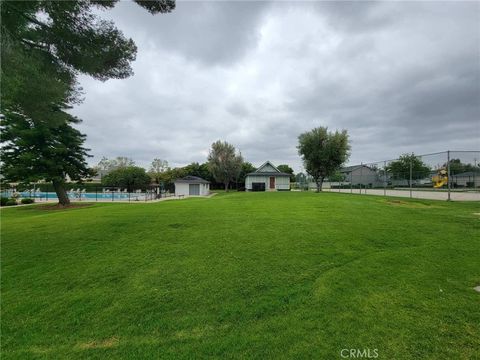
[324,188,480,201]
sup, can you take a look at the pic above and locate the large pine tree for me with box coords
[0,0,175,205]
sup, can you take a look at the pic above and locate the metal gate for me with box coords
[189,184,200,195]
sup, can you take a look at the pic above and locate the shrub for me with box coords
[1,197,9,206]
[5,199,17,206]
[21,198,35,204]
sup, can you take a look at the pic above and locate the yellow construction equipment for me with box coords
[432,169,448,188]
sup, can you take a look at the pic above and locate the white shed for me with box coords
[245,161,291,191]
[174,176,210,196]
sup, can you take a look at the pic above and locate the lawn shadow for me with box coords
[18,203,96,211]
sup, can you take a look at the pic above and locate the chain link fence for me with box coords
[320,150,480,201]
[0,185,181,203]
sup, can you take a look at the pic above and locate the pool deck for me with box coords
[10,192,218,204]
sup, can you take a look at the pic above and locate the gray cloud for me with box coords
[72,1,480,172]
[98,1,270,66]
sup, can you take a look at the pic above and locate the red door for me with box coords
[269,177,275,189]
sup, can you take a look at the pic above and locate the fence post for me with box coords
[447,150,451,201]
[365,167,367,195]
[360,163,363,194]
[474,157,477,190]
[409,158,413,199]
[384,161,387,197]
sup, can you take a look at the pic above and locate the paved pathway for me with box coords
[324,188,480,201]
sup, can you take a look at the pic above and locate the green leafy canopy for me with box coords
[101,166,151,192]
[207,140,244,191]
[386,153,431,181]
[297,127,350,191]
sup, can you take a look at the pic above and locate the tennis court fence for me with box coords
[309,150,479,201]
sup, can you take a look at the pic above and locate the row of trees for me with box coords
[96,141,295,192]
[95,148,480,193]
[96,128,352,194]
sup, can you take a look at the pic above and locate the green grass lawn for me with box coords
[1,192,479,359]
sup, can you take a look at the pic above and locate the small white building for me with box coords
[174,176,210,196]
[245,161,291,191]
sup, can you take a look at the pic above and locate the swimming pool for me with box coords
[1,191,150,201]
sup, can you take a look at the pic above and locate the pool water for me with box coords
[1,191,146,201]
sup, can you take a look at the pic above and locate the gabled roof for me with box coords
[256,160,280,173]
[246,161,291,177]
[174,176,210,184]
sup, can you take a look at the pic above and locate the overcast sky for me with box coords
[71,1,480,172]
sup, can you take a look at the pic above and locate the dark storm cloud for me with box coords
[72,1,480,171]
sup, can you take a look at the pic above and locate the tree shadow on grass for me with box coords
[18,203,96,211]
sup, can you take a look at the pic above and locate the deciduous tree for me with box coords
[444,158,479,175]
[183,162,211,182]
[236,162,256,188]
[149,158,169,184]
[277,164,295,182]
[101,166,151,192]
[386,153,431,186]
[207,141,243,191]
[297,127,350,192]
[96,157,135,172]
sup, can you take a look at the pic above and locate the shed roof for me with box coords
[174,176,210,184]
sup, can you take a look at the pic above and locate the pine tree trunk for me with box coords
[224,182,229,192]
[52,179,70,206]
